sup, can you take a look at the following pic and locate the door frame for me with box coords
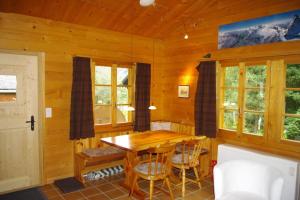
[0,49,45,186]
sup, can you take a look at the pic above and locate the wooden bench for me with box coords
[74,136,126,183]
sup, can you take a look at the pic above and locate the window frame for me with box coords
[281,58,300,144]
[92,62,135,133]
[218,61,270,143]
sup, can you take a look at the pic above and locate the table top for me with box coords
[100,130,197,152]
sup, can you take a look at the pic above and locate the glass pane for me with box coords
[95,86,111,105]
[243,112,264,136]
[223,110,238,130]
[94,105,111,124]
[286,64,300,88]
[245,89,265,111]
[117,68,129,86]
[95,66,111,85]
[283,117,300,141]
[117,87,128,104]
[0,75,17,102]
[245,65,266,87]
[223,89,238,109]
[225,67,239,87]
[285,91,300,114]
[117,105,131,123]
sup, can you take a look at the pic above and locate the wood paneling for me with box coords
[0,12,164,183]
[2,0,299,39]
[1,0,300,183]
[161,1,300,160]
[0,0,212,39]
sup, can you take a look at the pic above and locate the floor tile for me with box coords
[48,196,64,200]
[81,187,101,197]
[40,173,214,200]
[63,191,85,200]
[97,182,118,193]
[42,188,60,199]
[88,193,110,200]
[104,188,126,199]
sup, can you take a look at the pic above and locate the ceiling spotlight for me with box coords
[140,0,155,7]
[184,34,189,40]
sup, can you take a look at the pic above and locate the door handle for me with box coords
[26,115,35,131]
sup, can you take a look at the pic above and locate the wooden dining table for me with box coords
[100,130,195,198]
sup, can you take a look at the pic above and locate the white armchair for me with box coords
[214,160,284,200]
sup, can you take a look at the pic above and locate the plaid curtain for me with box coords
[194,61,216,138]
[134,63,151,131]
[70,56,95,140]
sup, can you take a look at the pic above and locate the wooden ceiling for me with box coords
[1,0,300,39]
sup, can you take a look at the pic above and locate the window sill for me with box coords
[94,123,133,134]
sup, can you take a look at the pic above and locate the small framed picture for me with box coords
[178,85,189,98]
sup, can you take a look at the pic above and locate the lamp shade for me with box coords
[148,105,157,110]
[140,0,155,7]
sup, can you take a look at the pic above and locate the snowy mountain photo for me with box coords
[218,9,300,49]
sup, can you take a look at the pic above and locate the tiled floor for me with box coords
[41,172,214,200]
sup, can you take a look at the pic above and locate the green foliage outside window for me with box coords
[223,67,239,130]
[283,64,300,141]
[222,63,300,142]
[243,66,266,136]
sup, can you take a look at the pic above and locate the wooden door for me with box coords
[0,52,40,193]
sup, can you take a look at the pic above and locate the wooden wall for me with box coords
[0,12,165,183]
[1,0,300,184]
[161,0,300,160]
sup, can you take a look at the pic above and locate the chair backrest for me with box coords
[146,144,175,177]
[214,160,284,200]
[179,137,205,166]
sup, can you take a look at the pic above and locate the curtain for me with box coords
[70,56,95,140]
[194,61,217,138]
[134,63,151,131]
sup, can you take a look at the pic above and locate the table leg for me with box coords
[120,151,146,199]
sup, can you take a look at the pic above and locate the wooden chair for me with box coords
[171,136,206,198]
[130,144,175,200]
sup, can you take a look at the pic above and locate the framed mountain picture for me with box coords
[218,9,300,49]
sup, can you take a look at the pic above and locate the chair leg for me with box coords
[129,173,138,197]
[149,180,154,200]
[165,177,174,200]
[182,168,186,198]
[162,179,166,187]
[193,166,202,189]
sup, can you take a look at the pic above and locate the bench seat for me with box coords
[74,146,126,183]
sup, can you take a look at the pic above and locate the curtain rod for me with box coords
[73,54,136,66]
[198,52,300,63]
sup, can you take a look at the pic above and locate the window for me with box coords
[221,66,239,131]
[283,63,300,142]
[219,62,269,137]
[0,75,17,102]
[243,65,267,136]
[94,64,134,128]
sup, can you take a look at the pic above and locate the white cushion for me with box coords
[217,191,266,200]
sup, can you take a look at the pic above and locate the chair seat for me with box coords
[175,144,208,154]
[82,146,124,157]
[217,191,266,200]
[172,153,199,165]
[134,162,165,176]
